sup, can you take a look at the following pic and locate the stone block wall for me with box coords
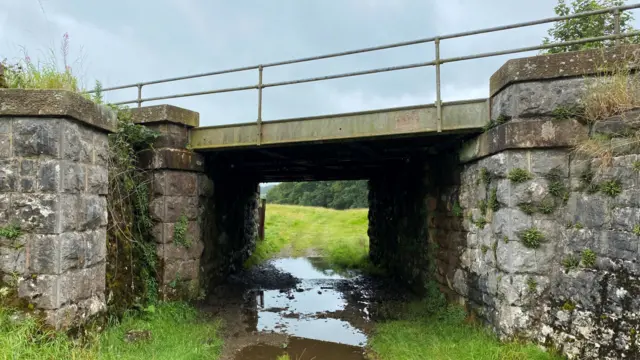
[199,168,259,288]
[445,47,640,359]
[368,158,432,293]
[0,89,115,329]
[131,105,208,300]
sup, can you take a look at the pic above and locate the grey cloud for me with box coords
[1,0,639,126]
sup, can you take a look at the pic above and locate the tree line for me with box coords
[265,180,368,210]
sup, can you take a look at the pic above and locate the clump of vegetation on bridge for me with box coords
[245,204,372,271]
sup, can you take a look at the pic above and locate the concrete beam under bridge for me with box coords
[190,99,489,150]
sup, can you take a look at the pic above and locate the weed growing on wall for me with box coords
[105,102,160,313]
[0,224,21,240]
[508,168,533,183]
[562,254,580,270]
[581,249,597,267]
[519,228,544,249]
[599,179,622,197]
[173,214,191,248]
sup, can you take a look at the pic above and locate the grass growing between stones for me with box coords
[0,302,223,360]
[245,204,371,271]
[367,289,561,360]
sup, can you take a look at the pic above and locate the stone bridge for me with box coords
[1,46,639,359]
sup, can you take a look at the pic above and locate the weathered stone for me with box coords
[62,122,92,163]
[138,148,204,172]
[79,195,107,230]
[19,178,35,193]
[59,232,85,272]
[0,89,117,132]
[0,134,9,158]
[566,193,610,229]
[490,45,640,97]
[161,239,204,261]
[611,207,640,232]
[86,165,108,195]
[11,193,58,233]
[530,149,569,177]
[84,228,106,267]
[460,119,587,163]
[12,118,61,157]
[29,234,60,274]
[163,259,199,284]
[0,194,9,225]
[0,159,17,192]
[130,104,199,127]
[149,197,165,222]
[0,245,26,274]
[596,230,639,262]
[166,171,197,196]
[93,133,109,166]
[551,271,601,309]
[61,162,85,193]
[37,160,60,192]
[492,208,533,239]
[58,269,90,305]
[18,275,58,309]
[0,120,9,133]
[59,195,80,232]
[496,239,552,274]
[165,196,198,222]
[20,159,36,176]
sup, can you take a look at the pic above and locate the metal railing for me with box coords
[89,3,640,143]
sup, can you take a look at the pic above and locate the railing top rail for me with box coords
[92,3,640,94]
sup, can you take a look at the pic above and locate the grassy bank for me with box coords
[368,292,561,360]
[246,204,370,270]
[0,303,222,360]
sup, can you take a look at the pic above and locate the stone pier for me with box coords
[0,89,115,329]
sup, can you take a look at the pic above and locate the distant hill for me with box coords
[265,180,368,209]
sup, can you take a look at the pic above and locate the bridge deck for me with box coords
[190,99,489,150]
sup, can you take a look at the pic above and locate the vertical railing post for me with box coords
[258,198,266,241]
[257,65,264,146]
[614,8,621,46]
[137,84,143,108]
[434,38,442,133]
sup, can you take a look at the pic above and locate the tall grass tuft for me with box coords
[1,33,80,91]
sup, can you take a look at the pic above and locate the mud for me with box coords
[198,257,408,360]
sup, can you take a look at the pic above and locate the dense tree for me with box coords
[542,0,638,54]
[266,180,368,209]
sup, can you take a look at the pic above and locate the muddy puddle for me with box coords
[199,257,404,360]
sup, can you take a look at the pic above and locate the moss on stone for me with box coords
[562,254,580,270]
[581,249,597,268]
[518,203,536,215]
[562,300,576,312]
[451,202,463,217]
[488,187,499,212]
[527,278,538,293]
[508,168,533,183]
[478,200,487,216]
[599,179,622,197]
[633,224,640,236]
[519,228,543,249]
[481,245,489,255]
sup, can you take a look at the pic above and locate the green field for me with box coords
[246,204,371,270]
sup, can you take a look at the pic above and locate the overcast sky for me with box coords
[2,0,639,126]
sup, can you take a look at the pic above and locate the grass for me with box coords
[0,303,223,360]
[245,204,370,270]
[368,288,560,360]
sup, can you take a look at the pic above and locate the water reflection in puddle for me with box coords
[248,258,367,347]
